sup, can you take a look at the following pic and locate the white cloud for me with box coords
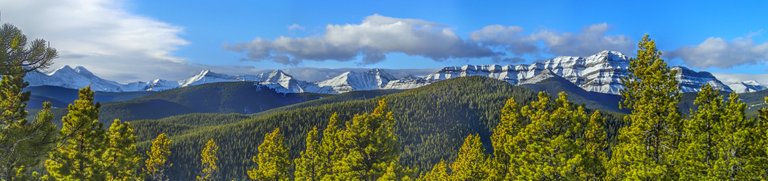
[470,23,635,57]
[227,14,498,65]
[713,73,768,85]
[668,35,768,68]
[0,0,191,82]
[530,23,634,56]
[470,25,538,55]
[288,24,305,31]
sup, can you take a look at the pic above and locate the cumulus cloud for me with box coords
[227,14,498,65]
[470,23,634,58]
[668,35,768,68]
[0,0,191,82]
[470,25,538,55]
[530,23,634,56]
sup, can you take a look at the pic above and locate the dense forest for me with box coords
[3,22,768,181]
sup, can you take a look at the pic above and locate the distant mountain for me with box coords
[99,82,325,121]
[24,50,736,95]
[425,50,732,94]
[728,80,767,93]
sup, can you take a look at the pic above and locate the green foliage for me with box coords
[608,34,682,180]
[332,99,400,180]
[583,111,608,180]
[450,134,487,180]
[248,128,291,181]
[197,139,219,181]
[145,133,172,181]
[294,127,322,181]
[418,160,449,181]
[103,119,142,180]
[44,87,107,180]
[0,22,58,180]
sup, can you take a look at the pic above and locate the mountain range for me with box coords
[24,50,766,94]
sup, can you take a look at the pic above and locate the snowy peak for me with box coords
[426,50,732,95]
[672,66,732,93]
[729,80,767,93]
[315,69,399,93]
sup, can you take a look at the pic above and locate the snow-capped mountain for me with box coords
[728,80,767,93]
[425,50,732,94]
[22,50,741,95]
[24,65,133,92]
[312,69,398,93]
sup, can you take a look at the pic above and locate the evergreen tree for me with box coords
[676,84,721,179]
[608,34,682,180]
[103,119,142,181]
[294,127,322,181]
[508,92,588,180]
[44,86,107,180]
[319,113,342,180]
[248,128,290,181]
[419,160,450,181]
[0,22,58,180]
[487,97,521,180]
[450,134,487,180]
[197,139,219,181]
[145,133,172,181]
[583,111,608,180]
[332,99,400,180]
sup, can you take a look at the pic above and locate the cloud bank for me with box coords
[227,14,498,65]
[0,0,194,81]
[231,15,636,65]
[669,35,768,68]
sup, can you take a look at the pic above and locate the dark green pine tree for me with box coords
[0,22,58,180]
[44,86,107,180]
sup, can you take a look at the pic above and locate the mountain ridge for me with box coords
[24,50,746,95]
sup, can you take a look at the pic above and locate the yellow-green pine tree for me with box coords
[248,128,290,180]
[333,99,400,180]
[103,119,142,181]
[319,113,342,180]
[509,92,588,180]
[487,98,521,180]
[451,134,487,180]
[607,34,682,180]
[419,160,450,181]
[0,22,58,180]
[582,111,608,180]
[45,86,107,180]
[676,84,721,179]
[145,133,172,181]
[197,138,219,181]
[294,127,322,181]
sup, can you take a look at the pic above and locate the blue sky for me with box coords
[2,0,768,82]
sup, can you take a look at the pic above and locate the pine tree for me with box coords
[294,127,322,181]
[450,134,487,180]
[487,97,521,180]
[103,119,142,181]
[145,133,172,181]
[45,86,107,180]
[419,160,450,181]
[319,113,342,180]
[676,84,721,179]
[608,34,682,180]
[0,22,58,180]
[248,128,290,181]
[197,138,219,181]
[333,99,400,180]
[508,92,588,180]
[582,111,608,180]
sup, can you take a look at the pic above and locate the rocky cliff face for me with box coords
[425,50,731,94]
